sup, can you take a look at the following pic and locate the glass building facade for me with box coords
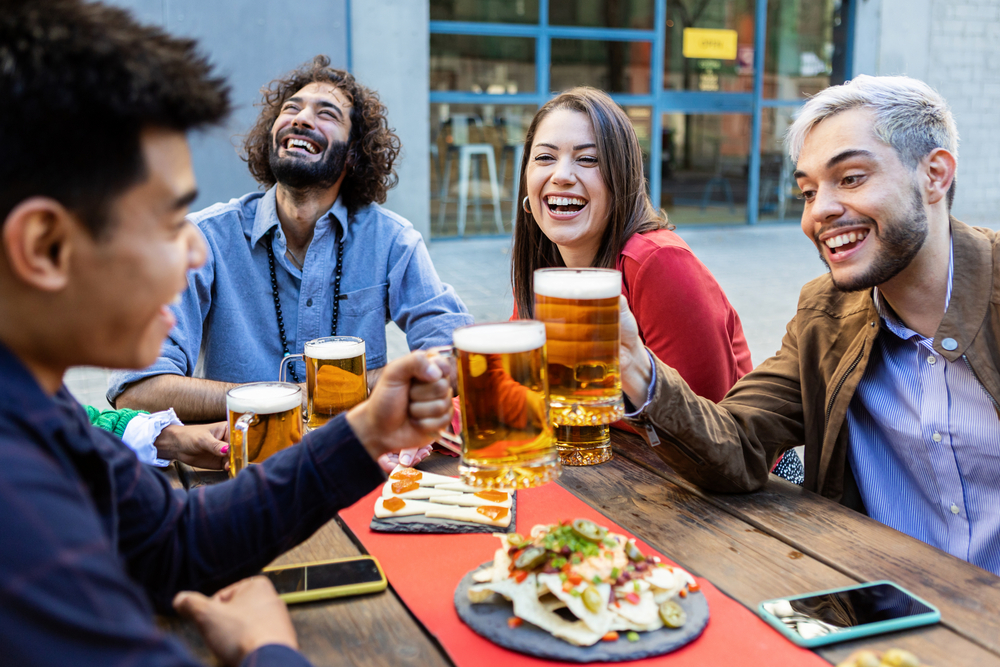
[429,0,854,236]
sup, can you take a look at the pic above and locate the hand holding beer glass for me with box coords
[534,268,623,465]
[226,382,304,476]
[442,321,560,489]
[279,336,368,430]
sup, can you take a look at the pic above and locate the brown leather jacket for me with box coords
[631,219,1000,510]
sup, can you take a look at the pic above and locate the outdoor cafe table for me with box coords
[165,431,1000,666]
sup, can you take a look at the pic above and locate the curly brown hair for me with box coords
[242,55,400,211]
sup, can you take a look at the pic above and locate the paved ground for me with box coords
[67,218,999,410]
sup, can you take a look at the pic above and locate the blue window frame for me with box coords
[430,0,855,226]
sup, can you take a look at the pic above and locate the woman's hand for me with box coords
[155,422,229,470]
[619,296,653,408]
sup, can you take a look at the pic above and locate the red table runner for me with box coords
[340,482,829,666]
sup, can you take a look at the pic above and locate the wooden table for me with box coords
[167,433,1000,666]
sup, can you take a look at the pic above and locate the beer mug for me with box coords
[438,321,560,489]
[533,268,623,466]
[279,336,368,430]
[226,382,304,477]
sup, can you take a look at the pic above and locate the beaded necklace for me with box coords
[265,226,344,383]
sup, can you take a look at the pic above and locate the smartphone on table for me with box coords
[263,556,387,604]
[758,581,940,647]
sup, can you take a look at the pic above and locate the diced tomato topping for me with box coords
[562,582,574,592]
[625,592,641,605]
[508,617,523,628]
[567,573,583,586]
[560,562,573,574]
[688,581,700,592]
[679,589,688,598]
[513,570,528,583]
[602,632,619,642]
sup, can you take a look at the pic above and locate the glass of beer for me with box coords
[279,336,368,430]
[533,268,623,466]
[226,382,304,477]
[449,321,560,489]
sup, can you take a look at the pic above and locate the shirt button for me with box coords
[950,504,960,515]
[942,338,958,351]
[306,298,313,307]
[927,355,937,365]
[932,431,942,443]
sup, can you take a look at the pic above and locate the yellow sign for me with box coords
[682,28,738,60]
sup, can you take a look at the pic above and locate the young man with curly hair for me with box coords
[111,57,473,436]
[0,2,453,664]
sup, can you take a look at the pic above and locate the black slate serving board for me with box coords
[369,492,517,534]
[454,562,710,662]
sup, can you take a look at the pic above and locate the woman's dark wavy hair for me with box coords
[512,87,669,319]
[242,55,400,211]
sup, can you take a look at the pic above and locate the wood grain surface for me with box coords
[164,438,1000,667]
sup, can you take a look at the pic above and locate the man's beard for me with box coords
[270,131,349,191]
[818,186,928,293]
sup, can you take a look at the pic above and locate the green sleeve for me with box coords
[85,406,149,438]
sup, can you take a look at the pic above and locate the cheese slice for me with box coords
[424,505,512,528]
[374,497,441,518]
[381,480,462,500]
[388,464,461,487]
[428,492,513,508]
[435,482,514,494]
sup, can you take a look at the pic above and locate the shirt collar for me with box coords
[250,186,350,248]
[872,233,954,343]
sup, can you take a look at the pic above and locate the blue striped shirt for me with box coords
[847,242,1000,576]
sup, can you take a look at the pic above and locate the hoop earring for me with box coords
[522,196,531,214]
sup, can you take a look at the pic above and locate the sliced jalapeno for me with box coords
[625,539,646,562]
[571,518,607,543]
[582,586,602,613]
[514,546,547,570]
[658,600,687,629]
[506,532,526,549]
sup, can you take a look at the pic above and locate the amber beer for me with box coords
[453,321,560,489]
[304,337,367,429]
[226,382,303,477]
[533,268,623,466]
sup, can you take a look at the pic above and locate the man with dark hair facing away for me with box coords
[0,2,454,665]
[112,56,472,456]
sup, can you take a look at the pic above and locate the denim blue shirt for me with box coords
[0,341,385,666]
[108,188,472,402]
[847,241,1000,576]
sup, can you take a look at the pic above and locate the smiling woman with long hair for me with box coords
[511,87,803,482]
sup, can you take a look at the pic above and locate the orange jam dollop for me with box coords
[390,480,420,494]
[477,506,509,521]
[390,469,422,481]
[383,497,406,512]
[474,490,509,503]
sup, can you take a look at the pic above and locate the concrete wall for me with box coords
[109,0,350,212]
[351,0,431,241]
[853,0,1000,225]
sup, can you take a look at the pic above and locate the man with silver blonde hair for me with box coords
[615,74,1000,576]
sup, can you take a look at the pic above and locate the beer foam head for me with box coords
[227,383,301,415]
[533,268,621,300]
[453,321,546,354]
[305,337,366,360]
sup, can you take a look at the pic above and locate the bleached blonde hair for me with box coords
[786,74,959,174]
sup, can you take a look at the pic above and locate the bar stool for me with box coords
[437,115,504,236]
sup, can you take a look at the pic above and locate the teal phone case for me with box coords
[757,580,940,647]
